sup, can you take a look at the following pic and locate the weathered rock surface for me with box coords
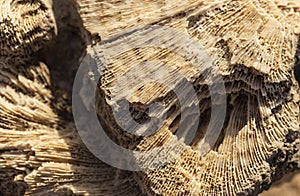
[0,0,300,195]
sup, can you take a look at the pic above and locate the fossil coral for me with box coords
[1,0,300,195]
[0,0,57,64]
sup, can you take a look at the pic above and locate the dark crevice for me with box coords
[38,0,90,122]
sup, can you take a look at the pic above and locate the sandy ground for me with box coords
[260,172,300,196]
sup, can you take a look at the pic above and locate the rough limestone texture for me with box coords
[0,0,57,64]
[0,0,300,195]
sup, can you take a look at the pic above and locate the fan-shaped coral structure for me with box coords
[1,0,300,195]
[0,0,57,64]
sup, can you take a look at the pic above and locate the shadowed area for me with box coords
[0,0,300,195]
[0,0,141,195]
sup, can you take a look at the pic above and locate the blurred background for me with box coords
[260,172,300,196]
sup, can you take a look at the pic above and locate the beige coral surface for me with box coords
[0,0,300,195]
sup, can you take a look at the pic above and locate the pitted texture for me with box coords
[90,0,300,195]
[0,0,300,195]
[0,1,143,195]
[0,0,56,64]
